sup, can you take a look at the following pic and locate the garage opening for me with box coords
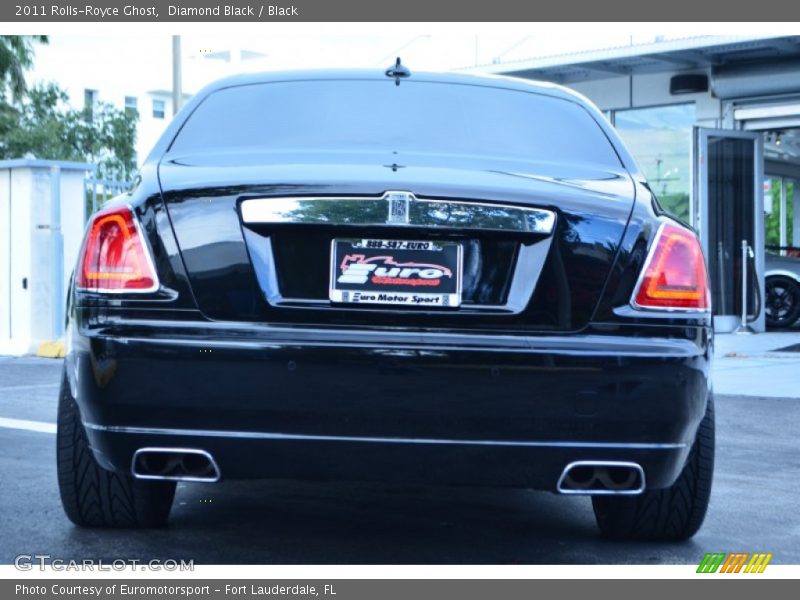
[732,98,800,329]
[762,128,800,329]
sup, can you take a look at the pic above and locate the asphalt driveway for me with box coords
[1,357,798,564]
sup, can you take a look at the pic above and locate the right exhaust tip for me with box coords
[557,461,645,495]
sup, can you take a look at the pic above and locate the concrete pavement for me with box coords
[713,331,800,398]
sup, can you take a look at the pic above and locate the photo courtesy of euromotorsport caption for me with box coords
[15,584,325,596]
[58,60,714,541]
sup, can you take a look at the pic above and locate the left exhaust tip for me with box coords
[132,447,221,482]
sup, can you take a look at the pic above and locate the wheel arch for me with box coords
[765,269,800,284]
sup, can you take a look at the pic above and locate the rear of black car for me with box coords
[58,71,713,540]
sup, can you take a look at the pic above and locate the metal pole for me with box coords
[50,166,64,339]
[172,35,182,115]
[779,178,787,253]
[734,239,755,335]
[793,179,800,248]
[717,242,726,315]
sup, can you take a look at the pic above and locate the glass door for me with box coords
[693,128,764,332]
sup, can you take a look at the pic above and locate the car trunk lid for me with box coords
[158,151,635,332]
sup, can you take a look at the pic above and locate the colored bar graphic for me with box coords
[732,553,749,573]
[698,552,772,573]
[697,553,726,573]
[720,554,735,573]
[744,553,773,573]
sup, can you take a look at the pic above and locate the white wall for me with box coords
[0,169,10,346]
[61,174,87,290]
[569,75,631,110]
[29,168,52,344]
[0,162,92,355]
[569,68,723,126]
[5,168,33,355]
[138,93,175,162]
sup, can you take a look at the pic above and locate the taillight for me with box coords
[632,223,709,311]
[76,206,159,293]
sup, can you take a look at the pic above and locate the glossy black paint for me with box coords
[65,70,712,492]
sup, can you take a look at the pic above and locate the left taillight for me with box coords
[75,206,159,293]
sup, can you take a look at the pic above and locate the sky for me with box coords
[28,31,706,97]
[24,23,800,97]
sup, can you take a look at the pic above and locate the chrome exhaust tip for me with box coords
[131,447,221,482]
[556,461,645,495]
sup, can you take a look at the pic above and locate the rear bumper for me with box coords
[66,319,711,491]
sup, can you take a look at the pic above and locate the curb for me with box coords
[36,340,65,358]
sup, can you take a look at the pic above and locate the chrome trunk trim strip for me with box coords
[86,423,686,450]
[240,191,556,235]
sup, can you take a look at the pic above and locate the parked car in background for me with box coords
[57,66,714,541]
[765,252,800,329]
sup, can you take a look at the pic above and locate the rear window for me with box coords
[169,80,622,168]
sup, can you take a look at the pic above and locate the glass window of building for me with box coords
[152,99,165,119]
[84,89,98,117]
[124,96,138,116]
[614,104,696,223]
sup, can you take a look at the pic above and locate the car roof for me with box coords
[145,67,637,174]
[197,68,588,104]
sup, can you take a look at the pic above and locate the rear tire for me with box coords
[765,275,800,329]
[592,394,714,541]
[56,373,176,528]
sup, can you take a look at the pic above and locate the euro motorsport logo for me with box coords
[697,552,773,573]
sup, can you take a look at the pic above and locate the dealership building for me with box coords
[475,35,800,332]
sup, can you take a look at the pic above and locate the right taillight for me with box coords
[632,223,710,311]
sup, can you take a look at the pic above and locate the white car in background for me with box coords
[765,252,800,329]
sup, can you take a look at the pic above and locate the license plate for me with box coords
[329,239,463,307]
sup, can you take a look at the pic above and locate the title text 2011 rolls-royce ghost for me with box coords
[57,65,714,540]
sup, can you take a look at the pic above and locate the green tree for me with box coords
[765,179,795,249]
[0,35,47,100]
[1,82,138,175]
[0,36,137,176]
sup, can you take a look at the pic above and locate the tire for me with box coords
[592,394,714,541]
[765,275,800,329]
[56,373,176,528]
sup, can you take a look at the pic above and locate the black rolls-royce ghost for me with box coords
[58,65,714,541]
